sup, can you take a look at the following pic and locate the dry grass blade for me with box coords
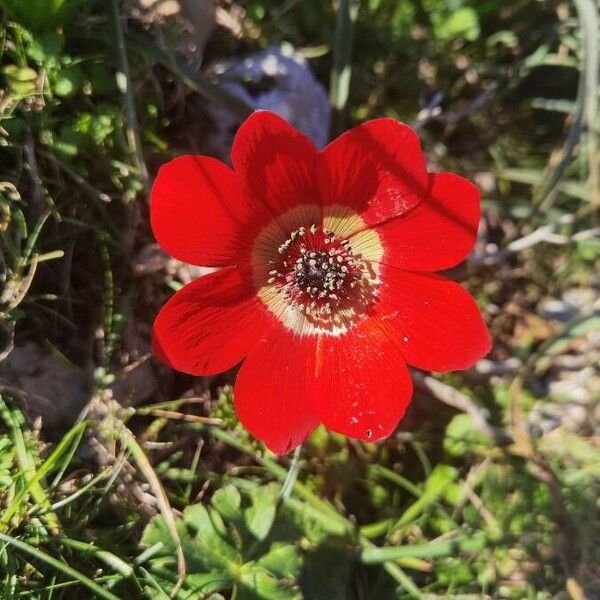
[136,408,222,425]
[120,424,186,597]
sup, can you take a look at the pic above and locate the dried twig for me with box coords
[474,210,599,265]
[139,408,222,425]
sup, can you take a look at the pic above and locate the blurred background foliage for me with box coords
[0,0,599,598]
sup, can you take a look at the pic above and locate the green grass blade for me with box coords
[48,468,112,511]
[59,538,133,577]
[329,0,359,137]
[0,420,87,529]
[0,532,121,600]
[361,532,488,563]
[0,395,60,533]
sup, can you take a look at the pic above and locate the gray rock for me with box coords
[0,342,91,437]
[206,44,331,154]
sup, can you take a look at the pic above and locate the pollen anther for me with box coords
[264,224,376,329]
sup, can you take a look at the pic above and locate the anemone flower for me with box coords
[151,111,491,454]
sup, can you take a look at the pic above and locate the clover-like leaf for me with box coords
[257,543,301,580]
[184,504,242,571]
[237,563,301,600]
[245,483,279,541]
[212,484,242,521]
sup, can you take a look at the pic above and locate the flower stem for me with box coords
[279,445,302,500]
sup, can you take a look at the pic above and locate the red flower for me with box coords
[151,111,491,454]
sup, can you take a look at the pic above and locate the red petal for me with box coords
[234,327,320,455]
[153,267,269,376]
[376,268,492,372]
[374,172,480,271]
[310,322,413,442]
[319,119,428,227]
[231,111,319,219]
[151,155,253,267]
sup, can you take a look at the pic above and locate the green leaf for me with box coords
[53,65,85,97]
[390,464,457,533]
[212,484,242,521]
[140,516,178,555]
[185,572,233,595]
[257,544,301,580]
[27,32,64,64]
[433,7,480,41]
[541,311,600,357]
[486,30,518,50]
[0,532,120,600]
[444,413,491,457]
[424,464,457,494]
[577,237,600,262]
[141,503,241,577]
[184,504,242,570]
[245,484,279,541]
[0,0,84,32]
[238,563,301,600]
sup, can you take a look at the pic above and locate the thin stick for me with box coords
[474,206,599,265]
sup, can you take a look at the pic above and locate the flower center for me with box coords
[251,204,384,335]
[294,249,353,294]
[266,224,373,327]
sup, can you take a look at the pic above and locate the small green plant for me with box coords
[142,483,302,598]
